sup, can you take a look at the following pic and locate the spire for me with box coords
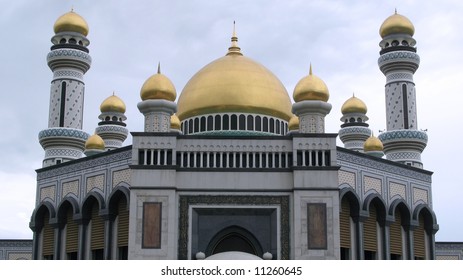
[157,62,161,74]
[227,21,242,56]
[309,63,313,75]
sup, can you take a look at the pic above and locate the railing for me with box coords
[137,149,331,168]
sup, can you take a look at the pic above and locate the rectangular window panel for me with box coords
[307,203,327,249]
[142,202,162,248]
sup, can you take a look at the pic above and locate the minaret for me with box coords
[95,92,128,150]
[292,65,332,133]
[138,63,177,132]
[38,10,92,167]
[377,11,427,168]
[339,94,371,151]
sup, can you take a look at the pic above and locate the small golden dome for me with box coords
[100,93,126,113]
[293,65,329,102]
[53,10,89,36]
[288,115,299,131]
[379,10,415,38]
[85,134,105,150]
[177,32,292,121]
[170,114,181,130]
[140,64,177,101]
[364,134,384,152]
[341,94,367,114]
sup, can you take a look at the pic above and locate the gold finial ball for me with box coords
[364,135,384,152]
[293,69,329,102]
[100,94,126,114]
[140,73,177,101]
[85,134,105,150]
[341,95,367,115]
[288,115,300,131]
[54,10,89,36]
[170,114,181,130]
[379,12,415,38]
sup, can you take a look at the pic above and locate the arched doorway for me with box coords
[206,226,263,257]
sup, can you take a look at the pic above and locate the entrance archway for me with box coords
[206,226,263,257]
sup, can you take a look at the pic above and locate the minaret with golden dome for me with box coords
[292,65,332,133]
[95,92,129,150]
[377,10,427,168]
[338,94,372,152]
[138,63,177,132]
[38,9,92,167]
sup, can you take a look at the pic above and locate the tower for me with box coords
[338,94,371,152]
[96,93,128,150]
[38,10,92,167]
[377,11,427,168]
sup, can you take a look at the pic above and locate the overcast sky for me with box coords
[0,0,462,242]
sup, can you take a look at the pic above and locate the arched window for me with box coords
[200,117,206,132]
[194,118,199,133]
[188,119,193,134]
[247,115,254,131]
[207,116,213,131]
[263,117,268,132]
[269,119,275,133]
[223,115,229,130]
[60,38,66,44]
[276,120,280,134]
[239,115,246,130]
[255,116,261,131]
[69,38,77,44]
[231,115,238,130]
[215,115,221,130]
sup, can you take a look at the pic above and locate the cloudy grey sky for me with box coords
[0,0,462,242]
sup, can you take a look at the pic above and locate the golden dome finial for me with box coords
[379,10,415,38]
[140,63,177,101]
[341,93,367,114]
[364,131,383,152]
[85,133,105,150]
[293,63,330,102]
[54,9,89,36]
[227,21,242,56]
[100,92,126,113]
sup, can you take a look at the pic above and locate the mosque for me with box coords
[29,9,439,260]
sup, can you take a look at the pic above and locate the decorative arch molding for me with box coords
[362,193,387,225]
[388,199,412,225]
[107,185,130,216]
[57,197,80,224]
[339,187,361,217]
[412,204,438,233]
[81,191,106,221]
[30,201,57,230]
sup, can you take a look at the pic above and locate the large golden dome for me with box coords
[341,94,367,114]
[100,93,126,113]
[379,11,415,38]
[293,65,329,102]
[85,134,105,150]
[364,134,384,152]
[140,64,177,101]
[177,33,292,121]
[54,10,89,36]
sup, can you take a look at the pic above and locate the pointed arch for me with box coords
[205,226,263,258]
[339,188,361,260]
[389,199,411,259]
[57,198,80,260]
[31,201,56,229]
[107,185,130,259]
[81,192,106,260]
[412,204,437,259]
